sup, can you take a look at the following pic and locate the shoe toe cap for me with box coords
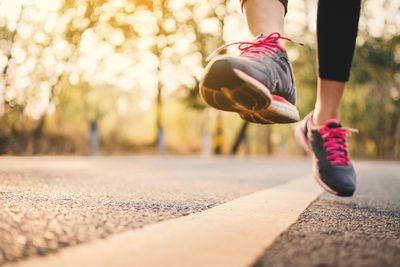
[319,165,357,196]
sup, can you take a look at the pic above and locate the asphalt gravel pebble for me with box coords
[254,161,400,267]
[0,156,310,265]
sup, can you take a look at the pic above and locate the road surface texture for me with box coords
[0,156,399,266]
[254,161,400,267]
[0,156,310,265]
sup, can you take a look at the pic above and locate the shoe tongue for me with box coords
[254,34,279,46]
[324,119,342,129]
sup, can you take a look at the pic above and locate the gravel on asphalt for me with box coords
[254,161,400,267]
[0,156,311,265]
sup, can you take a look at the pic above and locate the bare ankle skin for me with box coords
[243,0,285,37]
[313,78,345,126]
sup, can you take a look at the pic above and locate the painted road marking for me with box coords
[7,176,322,267]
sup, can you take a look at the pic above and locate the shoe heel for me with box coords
[295,124,311,152]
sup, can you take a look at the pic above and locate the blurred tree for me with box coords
[345,35,400,159]
[179,0,247,154]
[231,121,248,154]
[0,0,398,159]
[0,1,69,153]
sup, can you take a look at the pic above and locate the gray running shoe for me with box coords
[199,32,301,124]
[295,112,357,196]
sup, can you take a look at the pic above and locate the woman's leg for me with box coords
[313,0,361,126]
[295,0,361,196]
[241,0,286,37]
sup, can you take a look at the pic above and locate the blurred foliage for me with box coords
[0,0,399,159]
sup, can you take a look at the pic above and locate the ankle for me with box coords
[243,0,285,37]
[312,110,340,127]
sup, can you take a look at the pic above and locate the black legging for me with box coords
[240,0,361,82]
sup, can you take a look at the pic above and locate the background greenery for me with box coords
[0,0,399,159]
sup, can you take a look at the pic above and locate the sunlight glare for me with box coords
[0,0,21,31]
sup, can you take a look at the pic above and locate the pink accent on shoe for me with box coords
[318,120,357,166]
[324,118,341,126]
[271,94,294,106]
[206,32,303,61]
[319,127,350,165]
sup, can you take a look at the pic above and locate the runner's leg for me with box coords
[313,0,361,126]
[241,0,286,37]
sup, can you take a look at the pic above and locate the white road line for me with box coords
[7,176,322,267]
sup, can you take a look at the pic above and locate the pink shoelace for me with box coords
[206,32,303,61]
[319,126,358,165]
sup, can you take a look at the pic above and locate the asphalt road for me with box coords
[0,156,310,265]
[0,157,398,266]
[255,161,400,267]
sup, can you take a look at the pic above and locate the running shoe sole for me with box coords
[200,66,300,124]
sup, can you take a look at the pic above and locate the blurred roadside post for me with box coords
[89,120,99,155]
[202,130,212,156]
[157,127,166,155]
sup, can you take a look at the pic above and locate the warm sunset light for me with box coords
[0,0,398,157]
[0,1,399,266]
